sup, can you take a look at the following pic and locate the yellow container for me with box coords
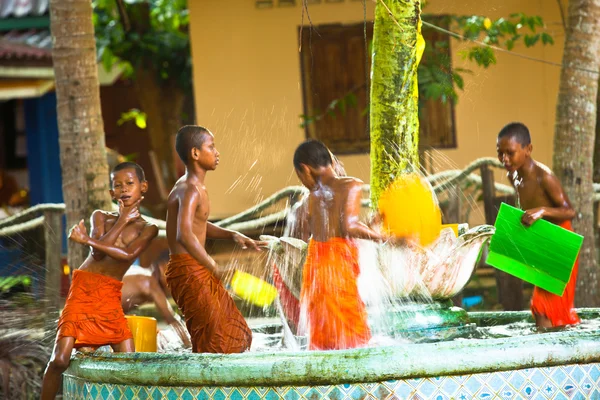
[378,173,442,247]
[230,270,278,307]
[126,315,157,352]
[441,223,459,237]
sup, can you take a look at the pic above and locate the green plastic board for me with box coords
[487,203,583,296]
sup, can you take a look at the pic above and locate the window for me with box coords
[299,18,457,154]
[0,99,27,169]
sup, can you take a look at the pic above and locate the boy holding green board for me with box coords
[494,122,580,328]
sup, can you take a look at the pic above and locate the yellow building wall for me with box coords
[188,0,565,220]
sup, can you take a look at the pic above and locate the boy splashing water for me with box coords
[496,122,579,328]
[293,140,393,350]
[166,125,263,353]
[41,162,158,400]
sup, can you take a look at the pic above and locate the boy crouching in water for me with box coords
[293,139,395,350]
[496,122,579,328]
[41,162,158,400]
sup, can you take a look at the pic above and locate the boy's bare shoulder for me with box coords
[333,177,364,199]
[168,180,202,201]
[534,160,554,178]
[140,217,159,231]
[141,221,159,238]
[533,161,562,186]
[337,176,364,188]
[91,209,118,224]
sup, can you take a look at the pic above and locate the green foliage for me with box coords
[419,12,552,105]
[117,108,148,129]
[93,0,192,90]
[300,92,358,128]
[300,11,554,127]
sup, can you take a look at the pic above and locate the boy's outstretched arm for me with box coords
[70,221,158,262]
[175,187,223,277]
[521,174,576,226]
[206,222,266,250]
[149,278,192,348]
[344,182,388,242]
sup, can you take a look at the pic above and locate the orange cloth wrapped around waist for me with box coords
[531,220,580,327]
[165,253,252,353]
[57,269,132,348]
[300,238,371,350]
[273,262,300,333]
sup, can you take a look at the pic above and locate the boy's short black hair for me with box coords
[498,122,531,146]
[112,162,145,182]
[175,125,211,164]
[293,140,333,170]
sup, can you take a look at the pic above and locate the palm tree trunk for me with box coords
[50,0,111,270]
[369,0,423,207]
[132,70,184,191]
[553,0,600,306]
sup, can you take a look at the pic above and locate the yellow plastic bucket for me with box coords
[230,270,278,307]
[378,173,442,247]
[441,223,459,237]
[126,315,157,352]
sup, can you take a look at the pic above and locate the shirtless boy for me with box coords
[41,162,158,399]
[165,125,263,353]
[293,139,392,350]
[122,255,192,348]
[496,122,579,328]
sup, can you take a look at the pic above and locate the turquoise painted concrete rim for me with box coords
[65,309,600,387]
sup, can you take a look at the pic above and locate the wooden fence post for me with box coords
[480,165,524,311]
[480,165,496,225]
[43,209,63,344]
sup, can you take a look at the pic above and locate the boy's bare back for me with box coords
[166,177,210,254]
[308,177,363,242]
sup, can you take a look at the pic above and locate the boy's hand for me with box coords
[117,197,143,224]
[232,232,267,251]
[212,263,234,282]
[69,220,90,244]
[384,234,416,247]
[521,207,545,226]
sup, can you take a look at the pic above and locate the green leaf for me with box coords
[346,93,358,107]
[452,73,465,90]
[524,34,540,47]
[541,32,554,45]
[117,109,147,129]
[123,153,138,161]
[101,46,115,72]
[338,97,347,116]
[135,114,147,129]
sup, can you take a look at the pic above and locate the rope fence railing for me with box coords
[4,157,600,240]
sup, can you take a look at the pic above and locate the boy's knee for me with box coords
[48,354,71,371]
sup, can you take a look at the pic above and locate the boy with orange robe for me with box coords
[165,125,264,353]
[41,162,158,399]
[293,140,393,350]
[497,122,579,328]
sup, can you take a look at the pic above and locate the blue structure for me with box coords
[24,92,64,205]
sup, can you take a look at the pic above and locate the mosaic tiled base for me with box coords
[63,362,600,400]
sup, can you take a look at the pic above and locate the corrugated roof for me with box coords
[0,0,49,19]
[0,29,51,64]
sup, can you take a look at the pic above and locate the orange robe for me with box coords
[165,254,252,353]
[531,220,580,327]
[273,262,300,333]
[300,238,371,350]
[57,269,132,348]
